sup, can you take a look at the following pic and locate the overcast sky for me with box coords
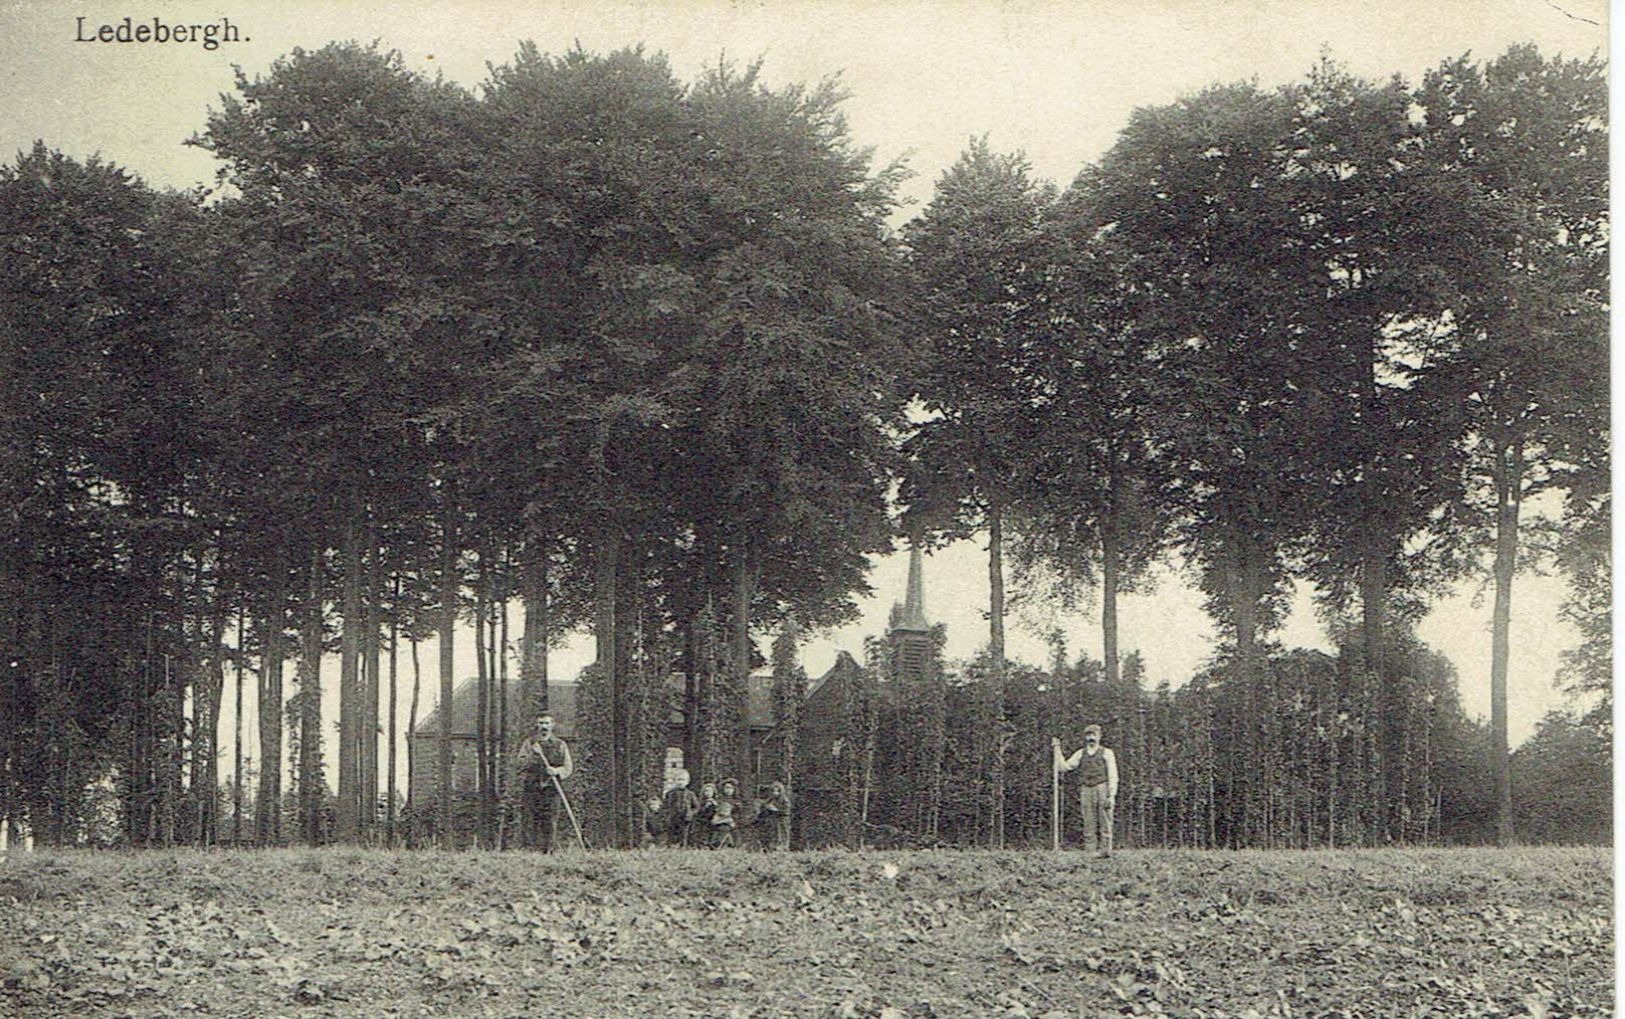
[0,0,1608,784]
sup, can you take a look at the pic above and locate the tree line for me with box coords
[854,635,1494,849]
[900,47,1607,847]
[0,40,1606,850]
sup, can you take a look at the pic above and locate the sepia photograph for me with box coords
[0,0,1611,1015]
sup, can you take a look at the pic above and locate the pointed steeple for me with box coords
[893,542,929,633]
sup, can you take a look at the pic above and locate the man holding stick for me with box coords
[520,713,574,851]
[1053,724,1118,857]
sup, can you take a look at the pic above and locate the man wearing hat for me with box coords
[1053,725,1118,857]
[519,713,573,852]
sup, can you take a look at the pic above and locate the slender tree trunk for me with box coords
[439,501,458,847]
[406,634,421,847]
[300,543,324,845]
[257,559,285,846]
[923,635,945,840]
[1421,698,1435,842]
[987,501,1007,850]
[1358,331,1401,843]
[125,612,144,845]
[683,622,699,772]
[0,556,14,844]
[595,527,621,846]
[162,554,192,848]
[539,550,550,715]
[1230,560,1259,665]
[1365,675,1382,844]
[163,652,180,848]
[185,559,202,845]
[1362,547,1399,840]
[474,550,491,847]
[520,533,550,721]
[512,541,546,847]
[486,563,500,842]
[186,578,211,847]
[775,616,802,801]
[125,614,148,847]
[616,548,643,840]
[696,602,719,784]
[857,675,879,848]
[130,544,159,847]
[337,518,360,842]
[184,606,205,848]
[519,537,538,718]
[1101,506,1121,687]
[362,523,381,840]
[1489,438,1522,847]
[201,591,227,846]
[733,550,757,786]
[233,608,245,845]
[1327,690,1340,846]
[141,612,155,846]
[387,574,399,845]
[1207,745,1216,848]
[497,563,509,849]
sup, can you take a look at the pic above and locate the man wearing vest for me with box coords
[1054,724,1118,857]
[520,713,573,852]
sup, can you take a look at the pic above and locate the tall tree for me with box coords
[481,46,910,840]
[483,44,695,844]
[1074,84,1327,664]
[903,139,1056,847]
[195,42,484,842]
[0,145,216,846]
[1282,60,1478,838]
[1414,45,1608,844]
[673,58,910,697]
[1018,192,1178,686]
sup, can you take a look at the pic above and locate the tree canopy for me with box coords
[0,42,1605,850]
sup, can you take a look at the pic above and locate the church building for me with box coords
[408,546,938,848]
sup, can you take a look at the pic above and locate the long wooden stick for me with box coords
[550,772,587,850]
[1052,746,1061,851]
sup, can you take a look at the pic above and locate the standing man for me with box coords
[1054,724,1118,857]
[520,713,573,852]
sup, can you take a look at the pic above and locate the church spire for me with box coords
[893,542,929,633]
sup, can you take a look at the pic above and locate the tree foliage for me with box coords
[0,42,1603,853]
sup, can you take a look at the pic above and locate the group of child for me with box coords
[643,770,791,849]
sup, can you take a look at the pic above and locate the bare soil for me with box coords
[0,846,1611,1018]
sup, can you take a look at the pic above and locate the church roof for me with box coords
[803,650,864,701]
[414,670,776,739]
[413,678,581,740]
